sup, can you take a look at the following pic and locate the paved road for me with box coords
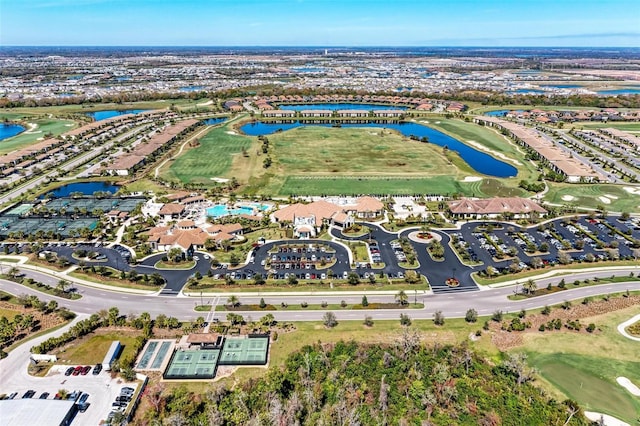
[3,269,639,322]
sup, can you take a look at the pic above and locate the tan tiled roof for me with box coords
[448,197,547,215]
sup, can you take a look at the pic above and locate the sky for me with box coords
[1,0,639,47]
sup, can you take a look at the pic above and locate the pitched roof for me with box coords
[448,197,547,215]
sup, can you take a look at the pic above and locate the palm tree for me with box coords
[56,279,70,293]
[226,295,240,308]
[395,290,408,306]
[523,279,537,295]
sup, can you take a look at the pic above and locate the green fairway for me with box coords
[0,118,76,154]
[425,118,537,178]
[572,122,640,132]
[275,175,519,196]
[162,122,256,185]
[544,182,640,212]
[165,119,532,196]
[526,353,640,423]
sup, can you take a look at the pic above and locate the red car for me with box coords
[72,366,83,376]
[81,366,91,375]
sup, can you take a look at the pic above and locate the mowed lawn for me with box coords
[515,306,640,423]
[269,126,455,175]
[0,118,76,154]
[54,331,140,365]
[544,182,640,212]
[164,121,529,196]
[163,124,256,185]
[525,353,640,423]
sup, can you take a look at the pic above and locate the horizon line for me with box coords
[1,45,639,49]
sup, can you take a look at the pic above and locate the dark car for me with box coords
[22,390,36,399]
[79,403,90,413]
[78,393,89,404]
[65,367,75,376]
[81,366,91,375]
[39,392,50,399]
[92,364,102,375]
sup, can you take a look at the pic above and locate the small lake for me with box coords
[509,89,545,94]
[290,67,326,73]
[87,109,149,121]
[240,121,517,178]
[539,84,582,89]
[278,103,408,111]
[179,86,204,92]
[484,109,525,117]
[0,123,25,141]
[42,181,121,198]
[203,118,227,125]
[597,88,640,95]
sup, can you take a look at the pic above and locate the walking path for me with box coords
[617,313,640,342]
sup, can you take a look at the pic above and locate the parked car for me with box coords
[65,367,75,376]
[22,390,36,399]
[81,365,91,375]
[92,364,102,375]
[39,392,50,399]
[78,393,89,404]
[72,365,83,376]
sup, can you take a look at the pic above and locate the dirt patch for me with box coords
[490,295,640,350]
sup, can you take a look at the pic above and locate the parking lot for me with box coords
[0,363,139,425]
[455,215,640,274]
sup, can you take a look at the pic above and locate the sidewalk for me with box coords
[1,258,157,295]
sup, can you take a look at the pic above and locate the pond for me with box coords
[86,109,149,121]
[203,118,227,125]
[42,181,121,198]
[239,121,517,178]
[278,103,408,111]
[597,88,640,95]
[0,123,25,141]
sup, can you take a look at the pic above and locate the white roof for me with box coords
[0,399,76,426]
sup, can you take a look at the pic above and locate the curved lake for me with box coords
[203,118,227,125]
[278,103,408,111]
[240,121,517,178]
[87,109,149,121]
[42,181,121,198]
[597,88,640,95]
[0,123,25,141]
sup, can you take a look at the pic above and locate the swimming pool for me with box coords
[206,203,270,218]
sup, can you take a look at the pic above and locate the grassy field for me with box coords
[0,118,76,154]
[54,330,140,365]
[0,307,20,321]
[161,121,257,185]
[162,120,532,197]
[0,99,203,117]
[571,122,640,132]
[517,306,640,423]
[543,182,640,212]
[424,118,537,178]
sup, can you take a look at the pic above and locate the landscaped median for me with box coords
[195,300,425,312]
[474,261,640,287]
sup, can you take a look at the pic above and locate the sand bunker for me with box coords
[584,411,630,426]
[598,196,611,205]
[225,131,237,135]
[623,186,640,195]
[465,140,523,166]
[616,377,640,396]
[561,195,576,201]
[210,177,229,183]
[197,100,213,106]
[604,194,619,199]
[462,176,482,182]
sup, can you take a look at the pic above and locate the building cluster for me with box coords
[272,196,385,238]
[503,109,640,124]
[100,118,200,176]
[3,49,631,104]
[447,197,547,219]
[475,116,606,182]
